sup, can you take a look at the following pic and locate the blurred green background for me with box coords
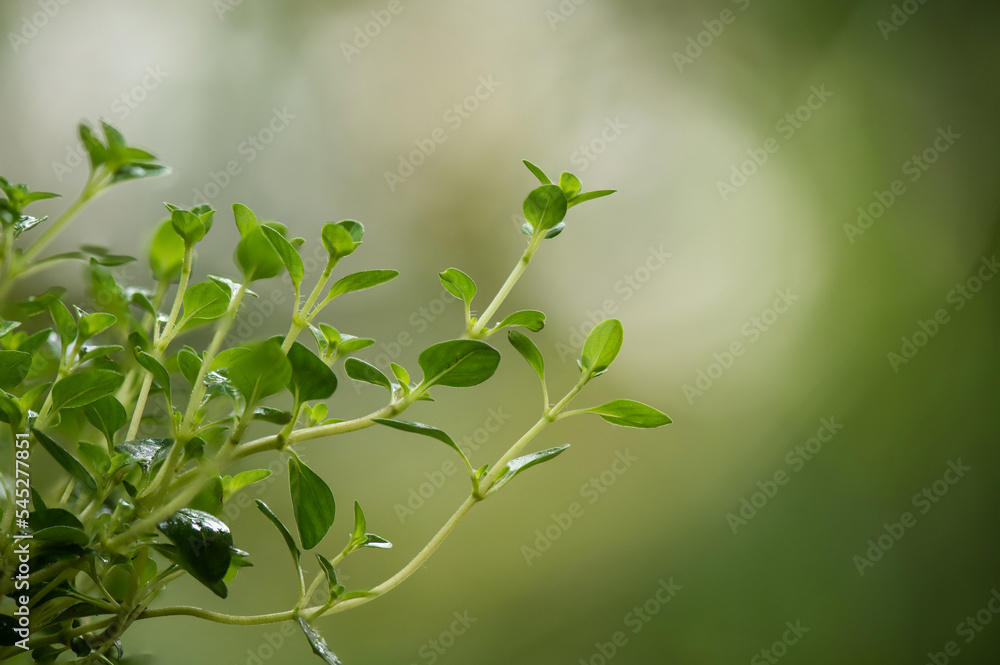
[2,0,999,662]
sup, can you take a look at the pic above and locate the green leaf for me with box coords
[149,219,185,281]
[417,339,500,388]
[522,160,552,185]
[438,268,477,305]
[288,455,336,550]
[580,319,623,377]
[79,344,124,362]
[338,335,374,355]
[337,220,364,243]
[157,509,233,598]
[345,502,391,550]
[344,358,393,393]
[559,172,582,198]
[51,369,124,411]
[320,223,357,260]
[488,445,570,495]
[0,319,20,337]
[297,618,343,665]
[372,419,469,462]
[133,348,171,404]
[31,429,98,493]
[189,474,224,516]
[492,310,545,333]
[180,281,230,329]
[253,406,293,424]
[222,469,272,501]
[255,499,302,578]
[77,440,111,475]
[0,350,31,389]
[29,508,88,545]
[568,189,616,208]
[582,399,672,428]
[523,184,568,233]
[287,342,337,402]
[114,438,173,473]
[77,312,116,341]
[177,347,202,385]
[81,395,127,445]
[170,209,206,245]
[507,330,545,386]
[227,339,292,403]
[315,553,338,597]
[233,204,284,282]
[111,163,170,184]
[79,124,108,170]
[261,224,305,287]
[49,299,77,347]
[325,270,399,301]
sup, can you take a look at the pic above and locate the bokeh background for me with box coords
[2,0,999,663]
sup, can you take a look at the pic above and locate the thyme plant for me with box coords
[0,121,671,664]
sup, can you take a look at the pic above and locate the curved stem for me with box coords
[469,233,543,337]
[138,606,298,625]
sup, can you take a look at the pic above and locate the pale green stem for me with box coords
[469,233,543,337]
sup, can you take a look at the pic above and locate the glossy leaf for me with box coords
[580,318,623,377]
[523,184,568,232]
[488,445,570,495]
[157,509,233,598]
[114,438,173,472]
[438,268,477,304]
[582,399,672,428]
[344,358,393,393]
[31,429,97,493]
[417,339,500,388]
[288,455,336,550]
[297,618,343,665]
[51,369,124,411]
[287,342,337,402]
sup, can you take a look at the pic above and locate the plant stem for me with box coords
[469,233,543,337]
[138,606,297,625]
[22,178,102,263]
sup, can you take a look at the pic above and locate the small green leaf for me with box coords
[417,339,500,388]
[114,438,173,473]
[81,395,127,445]
[77,311,116,341]
[325,270,399,301]
[315,553,338,598]
[133,348,171,405]
[559,172,582,198]
[344,358,393,393]
[181,281,230,329]
[51,369,124,411]
[253,406,293,424]
[488,445,570,496]
[568,189,616,208]
[320,223,357,260]
[438,268,477,305]
[0,350,31,389]
[228,339,292,403]
[287,342,338,402]
[580,319,623,377]
[372,419,469,462]
[337,220,364,243]
[158,509,233,598]
[492,310,545,333]
[233,204,284,282]
[523,184,568,233]
[177,347,202,385]
[507,330,545,386]
[79,124,108,170]
[522,160,552,185]
[31,429,97,493]
[48,300,77,347]
[261,224,305,287]
[222,469,272,501]
[389,362,410,388]
[79,344,124,362]
[170,209,206,245]
[77,441,110,475]
[289,455,336,550]
[297,618,343,665]
[255,499,302,578]
[149,219,185,281]
[189,474,224,516]
[582,399,672,428]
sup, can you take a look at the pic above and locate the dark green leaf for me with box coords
[261,224,305,287]
[582,399,672,428]
[255,499,302,577]
[0,350,31,389]
[493,310,545,333]
[344,358,393,393]
[287,342,337,402]
[252,406,293,424]
[507,330,545,386]
[157,509,233,598]
[111,163,170,183]
[114,438,173,472]
[79,344,124,362]
[133,348,171,404]
[325,270,399,301]
[31,429,97,493]
[523,184,567,232]
[81,395,127,445]
[78,124,108,170]
[439,268,477,304]
[372,419,468,461]
[51,369,124,410]
[315,553,338,598]
[177,347,202,385]
[288,456,336,550]
[580,319,623,377]
[488,445,569,495]
[417,339,500,388]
